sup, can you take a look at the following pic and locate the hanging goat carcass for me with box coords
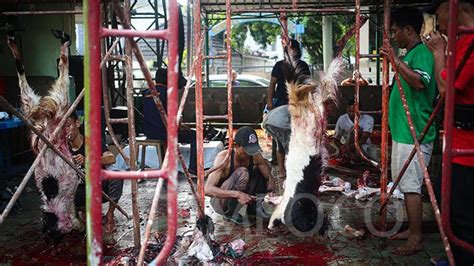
[7,30,82,236]
[268,58,343,234]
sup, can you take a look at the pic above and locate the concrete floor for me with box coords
[0,131,446,265]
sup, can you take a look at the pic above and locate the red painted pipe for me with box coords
[442,0,474,255]
[86,0,103,263]
[155,0,179,262]
[101,169,168,180]
[379,0,390,232]
[193,0,205,217]
[100,28,168,39]
[226,0,234,152]
[353,0,378,168]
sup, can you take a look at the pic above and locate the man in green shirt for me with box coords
[380,7,437,256]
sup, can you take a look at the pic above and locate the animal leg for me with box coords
[49,30,71,109]
[6,32,40,115]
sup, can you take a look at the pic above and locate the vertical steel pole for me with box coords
[353,0,377,167]
[379,0,390,230]
[441,0,466,259]
[157,0,179,262]
[226,0,233,150]
[193,0,205,215]
[123,0,141,249]
[205,13,210,88]
[375,4,380,86]
[85,0,103,263]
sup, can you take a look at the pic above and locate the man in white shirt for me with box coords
[334,99,375,161]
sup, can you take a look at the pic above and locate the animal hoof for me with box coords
[51,29,71,46]
[6,31,15,43]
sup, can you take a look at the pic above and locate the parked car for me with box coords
[193,74,270,87]
[182,74,270,124]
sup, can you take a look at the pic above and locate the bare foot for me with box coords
[392,238,423,256]
[389,229,410,240]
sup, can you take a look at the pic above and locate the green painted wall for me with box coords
[0,4,78,77]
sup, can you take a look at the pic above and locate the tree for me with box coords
[301,15,356,65]
[211,15,356,64]
[231,22,280,51]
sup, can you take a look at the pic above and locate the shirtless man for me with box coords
[205,127,275,225]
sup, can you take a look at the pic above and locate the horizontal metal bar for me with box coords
[109,118,129,124]
[203,115,229,121]
[101,169,168,180]
[360,54,379,58]
[452,148,474,157]
[106,55,127,62]
[1,10,82,16]
[231,8,355,14]
[204,55,227,60]
[100,28,168,39]
[459,26,474,34]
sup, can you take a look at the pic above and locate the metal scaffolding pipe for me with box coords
[194,0,205,216]
[124,39,142,250]
[230,8,355,14]
[102,169,168,180]
[379,0,390,231]
[353,0,378,167]
[442,0,474,255]
[1,10,82,16]
[459,25,474,34]
[225,0,234,154]
[111,0,203,222]
[100,28,168,39]
[137,178,165,265]
[85,0,105,262]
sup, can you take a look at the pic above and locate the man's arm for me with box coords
[380,46,426,91]
[266,77,277,110]
[101,151,116,166]
[426,31,447,96]
[253,153,275,192]
[359,115,374,145]
[204,151,253,203]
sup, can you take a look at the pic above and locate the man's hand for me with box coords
[73,154,85,166]
[425,31,447,57]
[379,45,396,62]
[266,100,273,110]
[236,191,255,205]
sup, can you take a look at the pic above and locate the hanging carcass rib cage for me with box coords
[85,0,179,264]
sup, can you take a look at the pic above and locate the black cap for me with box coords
[234,126,261,155]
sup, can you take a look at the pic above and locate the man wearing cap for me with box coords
[205,126,275,225]
[425,0,474,264]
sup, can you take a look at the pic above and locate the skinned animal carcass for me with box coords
[7,30,82,236]
[268,58,343,234]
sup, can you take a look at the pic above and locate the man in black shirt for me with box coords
[66,111,123,233]
[266,39,311,178]
[142,68,197,174]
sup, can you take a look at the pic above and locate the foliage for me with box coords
[301,15,356,65]
[231,22,280,51]
[208,14,357,64]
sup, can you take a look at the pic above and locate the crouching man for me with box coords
[205,127,275,225]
